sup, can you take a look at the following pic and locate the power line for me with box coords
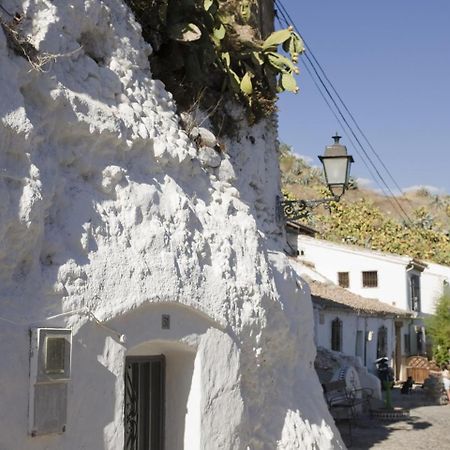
[0,4,13,18]
[275,13,385,193]
[295,21,411,204]
[274,0,412,222]
[304,49,410,218]
[274,0,413,224]
[302,59,382,188]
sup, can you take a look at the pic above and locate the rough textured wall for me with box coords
[0,0,343,448]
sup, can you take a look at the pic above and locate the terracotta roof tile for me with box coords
[305,277,411,317]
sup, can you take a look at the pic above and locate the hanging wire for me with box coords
[274,0,413,224]
[277,3,387,195]
[0,3,13,17]
[276,1,412,204]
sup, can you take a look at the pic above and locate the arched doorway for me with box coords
[107,302,240,450]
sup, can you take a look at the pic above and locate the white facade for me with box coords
[296,236,450,316]
[290,259,404,377]
[422,261,450,314]
[313,307,395,370]
[0,1,344,449]
[294,235,450,369]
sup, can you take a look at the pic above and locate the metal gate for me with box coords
[124,355,165,450]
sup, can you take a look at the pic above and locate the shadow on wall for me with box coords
[70,322,120,447]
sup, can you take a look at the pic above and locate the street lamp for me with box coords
[278,133,354,221]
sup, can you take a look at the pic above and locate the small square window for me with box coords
[362,271,378,288]
[338,272,349,288]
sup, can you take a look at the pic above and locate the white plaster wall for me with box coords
[299,237,450,316]
[0,0,344,448]
[314,309,395,374]
[298,237,410,310]
[421,263,450,314]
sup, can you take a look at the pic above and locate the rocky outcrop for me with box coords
[0,1,343,448]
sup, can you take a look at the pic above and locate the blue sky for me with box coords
[276,0,450,195]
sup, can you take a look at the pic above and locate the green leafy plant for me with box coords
[425,293,450,366]
[125,0,304,132]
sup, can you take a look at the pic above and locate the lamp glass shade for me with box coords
[318,134,354,198]
[321,155,350,186]
[328,183,346,197]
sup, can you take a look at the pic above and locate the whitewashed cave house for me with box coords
[0,0,345,449]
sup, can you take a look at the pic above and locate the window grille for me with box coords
[410,274,421,312]
[29,328,71,436]
[444,279,450,295]
[319,312,325,325]
[404,334,411,355]
[331,318,342,352]
[416,330,424,355]
[338,272,349,288]
[362,271,378,288]
[377,326,388,358]
[124,355,165,450]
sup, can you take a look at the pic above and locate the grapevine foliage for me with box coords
[280,144,450,265]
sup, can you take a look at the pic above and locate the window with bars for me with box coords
[362,271,378,288]
[331,318,343,352]
[376,326,388,358]
[338,272,349,288]
[444,280,450,295]
[124,355,165,450]
[416,329,424,355]
[410,274,421,312]
[404,334,411,355]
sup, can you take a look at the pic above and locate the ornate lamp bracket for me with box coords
[277,195,340,222]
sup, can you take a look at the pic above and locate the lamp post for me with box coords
[278,134,354,221]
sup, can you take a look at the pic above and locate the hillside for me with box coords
[279,144,450,265]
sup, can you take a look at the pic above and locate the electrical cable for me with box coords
[275,13,382,190]
[0,307,127,343]
[274,0,413,224]
[276,3,402,210]
[275,0,413,223]
[275,0,411,213]
[302,59,382,188]
[304,49,412,222]
[0,3,13,18]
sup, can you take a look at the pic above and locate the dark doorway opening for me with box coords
[124,355,165,450]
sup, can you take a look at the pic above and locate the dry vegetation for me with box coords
[280,144,450,265]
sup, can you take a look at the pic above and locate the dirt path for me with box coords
[339,386,450,449]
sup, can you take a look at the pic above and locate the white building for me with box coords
[308,278,410,368]
[290,257,410,380]
[294,236,450,316]
[0,1,344,449]
[291,235,450,378]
